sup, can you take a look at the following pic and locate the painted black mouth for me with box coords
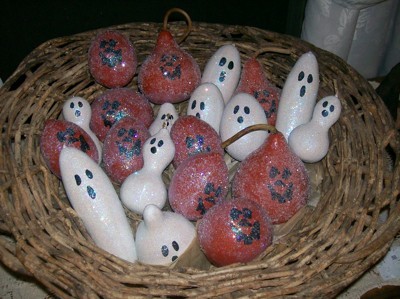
[219,71,226,82]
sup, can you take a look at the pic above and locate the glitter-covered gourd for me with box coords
[135,204,196,266]
[59,147,137,263]
[232,131,309,225]
[201,44,241,104]
[120,128,175,215]
[197,197,273,266]
[186,82,224,134]
[275,51,319,141]
[63,96,103,164]
[219,92,269,162]
[88,30,137,88]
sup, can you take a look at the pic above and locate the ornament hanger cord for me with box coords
[163,8,192,44]
[222,124,278,149]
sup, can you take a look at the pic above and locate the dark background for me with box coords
[0,0,307,81]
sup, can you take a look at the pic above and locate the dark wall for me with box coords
[1,0,306,81]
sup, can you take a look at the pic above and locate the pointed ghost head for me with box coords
[201,44,241,104]
[135,204,196,265]
[143,128,175,170]
[63,96,92,127]
[149,103,179,136]
[187,82,224,134]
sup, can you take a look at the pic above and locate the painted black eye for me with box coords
[191,100,196,110]
[307,74,313,83]
[298,71,305,81]
[323,101,328,107]
[158,140,164,147]
[230,208,241,220]
[200,102,205,110]
[161,245,169,257]
[172,241,179,251]
[128,129,137,137]
[244,106,250,114]
[282,168,292,179]
[117,128,126,137]
[150,138,156,144]
[70,102,74,108]
[78,101,83,108]
[161,114,166,120]
[85,169,93,179]
[243,208,252,219]
[233,105,240,114]
[330,105,335,112]
[74,174,81,186]
[228,61,234,70]
[269,167,279,178]
[219,57,227,66]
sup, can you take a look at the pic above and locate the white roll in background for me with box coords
[301,0,400,79]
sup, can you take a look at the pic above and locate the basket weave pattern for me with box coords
[0,22,399,298]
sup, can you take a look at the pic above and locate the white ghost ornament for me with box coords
[59,147,137,262]
[187,82,224,134]
[276,51,319,141]
[219,92,269,161]
[135,204,196,266]
[201,44,241,104]
[120,128,175,214]
[288,95,341,163]
[148,102,179,136]
[62,96,102,162]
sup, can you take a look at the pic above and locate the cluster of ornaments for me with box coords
[40,18,341,267]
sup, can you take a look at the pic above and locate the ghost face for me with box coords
[313,96,341,127]
[135,205,196,266]
[201,44,241,104]
[60,147,119,213]
[289,52,319,103]
[187,83,224,134]
[220,93,268,161]
[63,97,92,126]
[276,51,319,140]
[149,103,178,136]
[143,128,175,170]
[59,147,137,262]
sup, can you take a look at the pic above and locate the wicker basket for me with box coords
[0,21,399,298]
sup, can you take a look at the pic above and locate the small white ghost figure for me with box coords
[62,96,102,163]
[219,92,269,161]
[59,147,137,263]
[187,82,224,134]
[288,95,341,163]
[276,51,319,141]
[135,204,196,266]
[201,44,241,104]
[148,103,179,136]
[120,128,175,214]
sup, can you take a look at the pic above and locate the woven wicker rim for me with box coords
[0,21,399,298]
